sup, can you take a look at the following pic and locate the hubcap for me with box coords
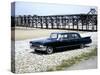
[47,47,53,54]
[81,44,84,48]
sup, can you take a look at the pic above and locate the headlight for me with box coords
[39,45,46,49]
[39,45,44,47]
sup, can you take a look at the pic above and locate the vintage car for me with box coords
[30,32,92,54]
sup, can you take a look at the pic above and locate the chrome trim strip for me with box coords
[56,44,81,48]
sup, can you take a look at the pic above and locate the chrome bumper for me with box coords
[35,47,47,51]
[30,44,46,51]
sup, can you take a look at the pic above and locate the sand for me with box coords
[12,27,85,41]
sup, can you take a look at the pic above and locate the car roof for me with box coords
[51,32,79,34]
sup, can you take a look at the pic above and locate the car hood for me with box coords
[30,38,57,45]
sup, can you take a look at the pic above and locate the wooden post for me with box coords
[85,15,88,31]
[42,16,45,28]
[50,17,53,29]
[32,16,34,28]
[25,15,28,27]
[55,16,59,29]
[81,15,84,30]
[23,15,26,27]
[81,20,83,30]
[96,15,97,31]
[45,16,48,29]
[27,15,29,27]
[36,16,39,28]
[77,19,79,30]
[56,16,57,29]
[35,16,37,28]
[40,16,43,28]
[15,16,17,26]
[68,18,70,29]
[63,16,66,29]
[18,15,20,26]
[72,17,74,30]
[61,16,63,29]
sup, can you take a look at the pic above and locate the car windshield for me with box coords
[50,33,58,39]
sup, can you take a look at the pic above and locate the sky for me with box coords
[11,2,97,16]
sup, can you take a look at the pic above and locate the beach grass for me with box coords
[47,47,97,71]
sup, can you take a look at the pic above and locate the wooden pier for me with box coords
[11,9,97,31]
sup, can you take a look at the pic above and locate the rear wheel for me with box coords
[80,44,85,48]
[46,47,53,54]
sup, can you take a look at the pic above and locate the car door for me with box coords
[63,33,79,47]
[59,34,71,47]
[67,34,76,46]
[69,33,80,46]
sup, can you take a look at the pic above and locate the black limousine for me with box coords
[30,32,92,54]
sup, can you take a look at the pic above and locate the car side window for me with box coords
[62,34,68,40]
[57,34,62,40]
[70,34,80,39]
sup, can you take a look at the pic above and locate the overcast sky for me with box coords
[11,2,97,16]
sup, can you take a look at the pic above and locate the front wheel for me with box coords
[34,49,38,53]
[46,47,53,54]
